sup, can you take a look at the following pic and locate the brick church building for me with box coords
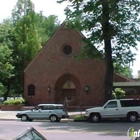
[24,22,140,108]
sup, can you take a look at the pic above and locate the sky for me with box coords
[0,0,139,77]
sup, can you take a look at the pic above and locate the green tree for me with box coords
[0,44,14,79]
[0,1,60,99]
[34,13,60,46]
[11,0,41,95]
[0,44,14,100]
[58,0,140,101]
[12,0,41,67]
[0,19,15,100]
[0,83,6,97]
[114,63,133,78]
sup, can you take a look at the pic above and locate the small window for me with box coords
[105,101,117,108]
[28,84,35,96]
[63,45,72,55]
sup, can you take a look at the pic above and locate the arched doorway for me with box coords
[62,80,76,105]
[54,74,81,106]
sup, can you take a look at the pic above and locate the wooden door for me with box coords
[62,89,76,106]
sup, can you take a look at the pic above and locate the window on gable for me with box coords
[28,84,35,96]
[63,45,72,55]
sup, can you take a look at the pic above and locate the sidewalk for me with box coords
[0,111,85,121]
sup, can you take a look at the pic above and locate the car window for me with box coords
[120,100,140,107]
[54,106,63,109]
[35,106,43,110]
[43,106,54,110]
[105,101,117,108]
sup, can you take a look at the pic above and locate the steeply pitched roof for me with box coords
[24,21,85,72]
[114,73,133,82]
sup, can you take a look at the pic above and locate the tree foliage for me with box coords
[0,20,15,99]
[0,44,14,80]
[112,88,125,99]
[114,63,133,78]
[58,0,140,101]
[12,0,41,67]
[0,0,60,99]
[34,13,60,46]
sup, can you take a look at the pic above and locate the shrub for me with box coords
[74,115,86,120]
[112,88,125,99]
[3,98,26,105]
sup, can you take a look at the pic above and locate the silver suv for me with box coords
[16,104,69,122]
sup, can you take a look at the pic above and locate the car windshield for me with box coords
[34,106,43,110]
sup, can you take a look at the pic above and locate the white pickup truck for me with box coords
[85,99,140,122]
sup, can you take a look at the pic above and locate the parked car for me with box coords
[16,104,69,122]
[85,99,140,122]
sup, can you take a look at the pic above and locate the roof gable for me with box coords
[24,21,85,72]
[114,73,133,82]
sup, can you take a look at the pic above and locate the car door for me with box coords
[101,101,120,118]
[35,105,51,119]
[27,108,42,119]
[41,105,54,119]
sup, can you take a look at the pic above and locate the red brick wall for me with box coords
[24,24,106,106]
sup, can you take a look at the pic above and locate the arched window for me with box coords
[62,81,76,89]
[28,84,35,96]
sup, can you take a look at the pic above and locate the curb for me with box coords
[74,120,87,122]
[0,118,18,121]
[0,118,74,122]
[0,118,87,122]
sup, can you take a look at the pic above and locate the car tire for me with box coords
[127,113,138,122]
[49,115,58,122]
[90,114,101,123]
[21,115,28,121]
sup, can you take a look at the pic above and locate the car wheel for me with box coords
[21,115,28,121]
[49,115,58,122]
[90,114,101,122]
[127,113,138,122]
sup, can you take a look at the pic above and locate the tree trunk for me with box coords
[102,0,114,102]
[104,39,114,102]
[4,84,10,101]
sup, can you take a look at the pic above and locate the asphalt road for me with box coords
[0,120,140,140]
